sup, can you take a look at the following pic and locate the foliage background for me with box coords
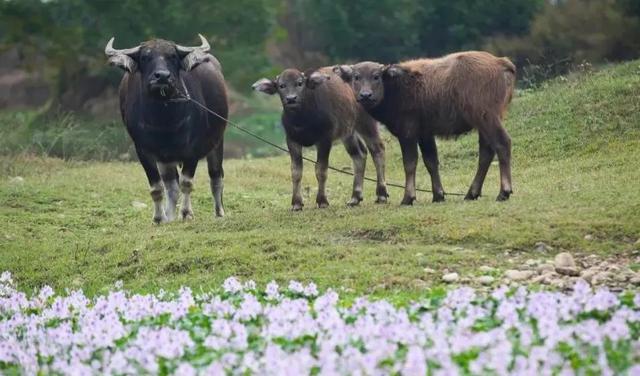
[0,0,639,159]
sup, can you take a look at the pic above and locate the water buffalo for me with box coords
[252,67,388,210]
[334,51,516,203]
[105,34,227,223]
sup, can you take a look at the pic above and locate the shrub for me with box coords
[485,0,640,85]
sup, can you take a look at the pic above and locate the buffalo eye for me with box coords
[297,80,304,87]
[373,74,380,81]
[354,74,360,81]
[279,83,286,89]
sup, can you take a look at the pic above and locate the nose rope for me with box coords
[179,76,191,101]
[173,87,466,197]
[165,76,191,103]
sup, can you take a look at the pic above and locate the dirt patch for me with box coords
[346,227,400,242]
[162,257,215,275]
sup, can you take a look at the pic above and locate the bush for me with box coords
[0,111,133,161]
[0,107,286,161]
[485,0,640,84]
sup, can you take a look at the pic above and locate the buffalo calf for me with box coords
[252,67,388,210]
[335,51,516,203]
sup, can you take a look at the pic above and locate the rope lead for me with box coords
[178,90,466,197]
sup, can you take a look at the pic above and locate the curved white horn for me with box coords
[176,34,210,54]
[104,37,140,56]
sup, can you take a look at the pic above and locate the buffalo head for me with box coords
[334,62,407,109]
[252,69,329,109]
[105,34,211,100]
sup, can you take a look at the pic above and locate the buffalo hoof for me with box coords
[346,197,362,207]
[376,187,389,201]
[181,209,194,221]
[496,190,512,201]
[152,214,168,225]
[215,207,225,217]
[464,191,480,201]
[291,203,304,211]
[400,196,416,206]
[317,196,330,209]
[375,195,388,204]
[432,193,445,203]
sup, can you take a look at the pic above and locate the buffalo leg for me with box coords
[399,138,418,205]
[465,134,495,200]
[180,159,198,220]
[484,119,513,201]
[157,162,180,222]
[359,129,388,203]
[287,137,304,211]
[135,147,166,224]
[495,127,513,201]
[315,140,332,208]
[418,134,445,202]
[206,142,225,217]
[343,134,366,206]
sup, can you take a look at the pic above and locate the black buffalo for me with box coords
[105,34,227,223]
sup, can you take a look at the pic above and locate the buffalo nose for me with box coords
[285,95,297,104]
[153,70,171,81]
[359,91,372,100]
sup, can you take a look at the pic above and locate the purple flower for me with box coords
[175,362,197,376]
[401,345,427,375]
[223,277,243,294]
[304,283,319,297]
[265,281,280,301]
[1,272,638,375]
[288,280,304,294]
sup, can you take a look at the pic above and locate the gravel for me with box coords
[442,273,459,283]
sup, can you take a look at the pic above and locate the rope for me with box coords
[176,91,466,196]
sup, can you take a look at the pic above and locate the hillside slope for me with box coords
[1,61,639,297]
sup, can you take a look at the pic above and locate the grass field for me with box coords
[1,61,639,301]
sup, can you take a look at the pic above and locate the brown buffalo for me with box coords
[335,51,516,203]
[252,67,388,210]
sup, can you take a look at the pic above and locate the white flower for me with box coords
[0,272,637,375]
[265,281,280,301]
[0,271,13,284]
[223,277,243,294]
[303,283,319,297]
[288,280,304,294]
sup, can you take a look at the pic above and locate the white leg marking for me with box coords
[149,181,167,224]
[210,178,224,217]
[180,175,195,220]
[157,162,179,222]
[164,179,179,222]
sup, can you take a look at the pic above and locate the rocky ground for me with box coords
[437,241,640,292]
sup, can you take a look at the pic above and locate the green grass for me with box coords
[0,111,136,161]
[1,61,639,300]
[0,92,284,160]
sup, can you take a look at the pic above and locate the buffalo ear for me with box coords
[181,50,211,71]
[252,78,277,95]
[108,54,137,73]
[383,64,406,78]
[333,65,353,82]
[307,72,330,89]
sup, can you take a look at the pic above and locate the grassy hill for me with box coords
[1,61,639,300]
